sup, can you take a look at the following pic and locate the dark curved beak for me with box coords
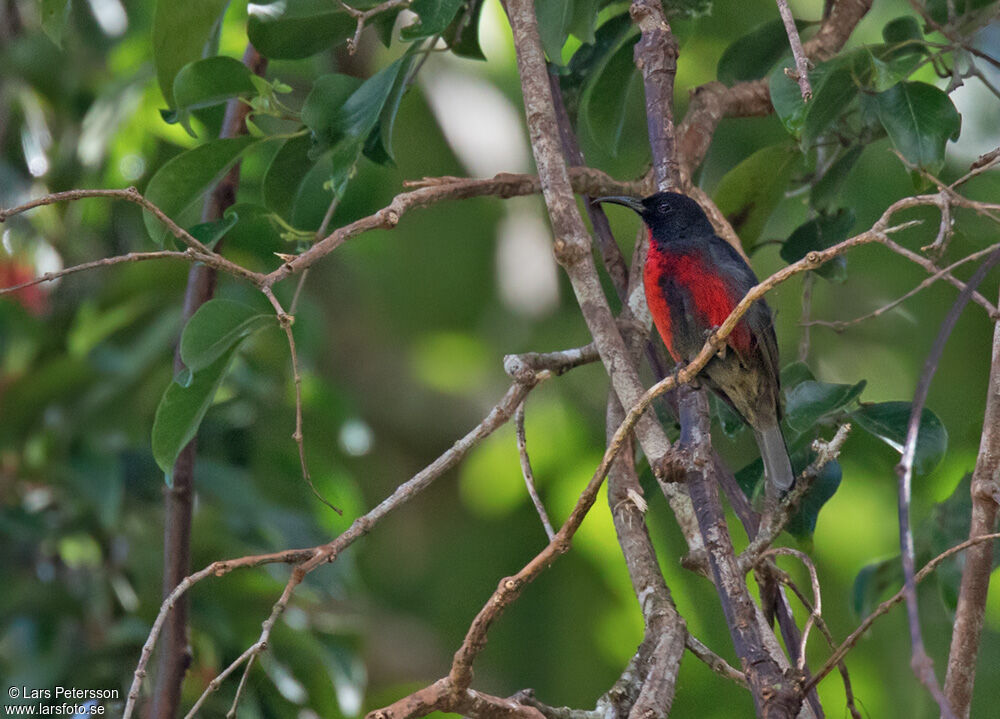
[591,196,645,214]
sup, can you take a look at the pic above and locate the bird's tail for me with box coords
[754,423,794,492]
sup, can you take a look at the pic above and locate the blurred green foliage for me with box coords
[2,1,1000,718]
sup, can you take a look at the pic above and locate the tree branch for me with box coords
[944,283,1000,718]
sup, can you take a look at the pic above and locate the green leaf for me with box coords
[305,61,406,151]
[187,213,239,250]
[568,0,600,44]
[443,0,486,60]
[786,455,842,539]
[247,0,354,60]
[221,202,288,258]
[152,0,230,106]
[882,15,926,58]
[264,133,320,219]
[851,557,902,616]
[811,145,863,211]
[784,379,866,434]
[562,12,634,115]
[180,299,275,372]
[780,208,855,282]
[152,345,239,479]
[402,0,464,40]
[718,19,812,86]
[769,54,860,144]
[780,361,815,391]
[579,35,642,155]
[537,0,574,64]
[851,401,949,475]
[41,0,71,47]
[364,53,417,166]
[302,74,365,151]
[169,57,257,136]
[713,143,800,248]
[868,81,962,176]
[143,136,258,245]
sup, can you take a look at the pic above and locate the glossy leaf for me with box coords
[851,401,948,475]
[562,12,634,114]
[868,81,961,175]
[810,146,863,211]
[187,213,239,250]
[537,0,574,64]
[302,75,365,151]
[769,54,860,144]
[579,36,642,155]
[780,361,815,391]
[882,15,926,58]
[305,61,406,151]
[568,0,600,44]
[784,379,866,433]
[786,456,842,539]
[718,19,811,86]
[152,0,230,105]
[179,299,275,372]
[248,0,354,60]
[402,0,464,40]
[264,133,320,219]
[143,136,257,245]
[41,0,71,47]
[152,346,239,479]
[443,0,486,60]
[364,52,417,165]
[169,57,256,135]
[713,143,800,248]
[780,208,855,282]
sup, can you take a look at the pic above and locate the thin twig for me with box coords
[0,250,195,294]
[337,0,410,53]
[895,245,1000,718]
[805,532,1000,694]
[262,286,343,514]
[803,243,1000,331]
[758,548,822,671]
[515,403,556,540]
[124,372,557,719]
[0,187,261,285]
[775,0,813,99]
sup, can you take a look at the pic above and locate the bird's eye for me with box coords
[660,203,672,214]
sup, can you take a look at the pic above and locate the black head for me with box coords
[593,191,715,243]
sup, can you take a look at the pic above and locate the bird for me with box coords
[595,191,794,493]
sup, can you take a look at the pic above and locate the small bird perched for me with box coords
[595,191,794,493]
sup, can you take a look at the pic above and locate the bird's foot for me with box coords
[705,325,726,358]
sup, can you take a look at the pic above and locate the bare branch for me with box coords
[895,245,1000,718]
[262,286,342,514]
[0,250,195,294]
[945,287,1000,718]
[0,187,261,286]
[630,0,680,190]
[337,0,410,53]
[515,403,556,540]
[775,0,813,100]
[806,532,1000,694]
[803,243,1000,331]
